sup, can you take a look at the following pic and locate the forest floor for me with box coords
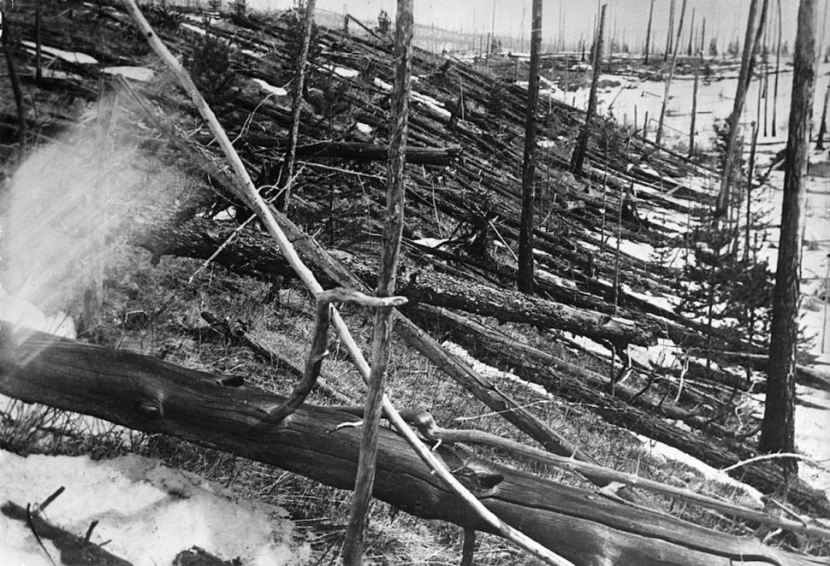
[1,1,829,565]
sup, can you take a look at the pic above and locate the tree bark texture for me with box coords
[759,0,818,469]
[517,0,542,293]
[343,1,413,562]
[0,326,824,566]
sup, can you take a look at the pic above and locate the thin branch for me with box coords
[269,288,406,422]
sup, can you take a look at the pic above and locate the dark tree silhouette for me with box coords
[759,0,818,476]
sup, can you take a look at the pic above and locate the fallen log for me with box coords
[1,500,134,566]
[419,305,830,519]
[293,141,462,165]
[1,325,825,566]
[342,254,659,348]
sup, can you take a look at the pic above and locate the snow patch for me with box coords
[21,41,98,65]
[252,78,288,97]
[102,66,155,82]
[323,64,359,78]
[0,451,311,566]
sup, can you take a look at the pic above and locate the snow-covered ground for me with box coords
[571,60,830,498]
[0,450,310,566]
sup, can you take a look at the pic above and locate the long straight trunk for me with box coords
[745,122,759,262]
[570,4,605,173]
[759,0,818,476]
[518,0,543,293]
[715,0,767,217]
[655,0,688,146]
[644,0,654,64]
[2,9,27,158]
[816,84,830,149]
[689,56,700,155]
[342,1,413,563]
[282,0,316,212]
[772,0,782,136]
[687,8,695,56]
[665,0,675,61]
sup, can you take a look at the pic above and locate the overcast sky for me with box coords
[251,1,809,52]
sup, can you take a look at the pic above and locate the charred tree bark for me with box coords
[0,326,823,566]
[570,4,605,174]
[759,0,818,476]
[518,0,542,293]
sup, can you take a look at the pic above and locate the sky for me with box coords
[249,0,808,52]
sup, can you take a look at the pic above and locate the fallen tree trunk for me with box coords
[421,305,830,519]
[0,325,824,566]
[293,141,462,165]
[349,255,658,348]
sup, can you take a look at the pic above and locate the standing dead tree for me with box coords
[570,3,605,174]
[715,0,769,218]
[518,0,542,293]
[655,0,687,146]
[282,0,316,212]
[342,0,413,562]
[644,0,654,64]
[1,3,27,159]
[760,0,818,477]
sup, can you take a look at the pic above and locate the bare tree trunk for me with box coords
[655,0,687,146]
[687,8,695,56]
[35,0,43,83]
[342,1,413,563]
[816,84,830,149]
[570,4,605,173]
[518,0,542,293]
[715,0,767,217]
[2,8,27,159]
[689,55,700,156]
[759,0,818,478]
[744,121,759,262]
[282,0,316,212]
[664,0,675,61]
[644,0,654,64]
[772,0,782,136]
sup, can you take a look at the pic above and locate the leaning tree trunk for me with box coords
[715,0,766,218]
[759,0,818,476]
[570,4,605,174]
[342,0,413,562]
[518,0,542,293]
[655,0,687,147]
